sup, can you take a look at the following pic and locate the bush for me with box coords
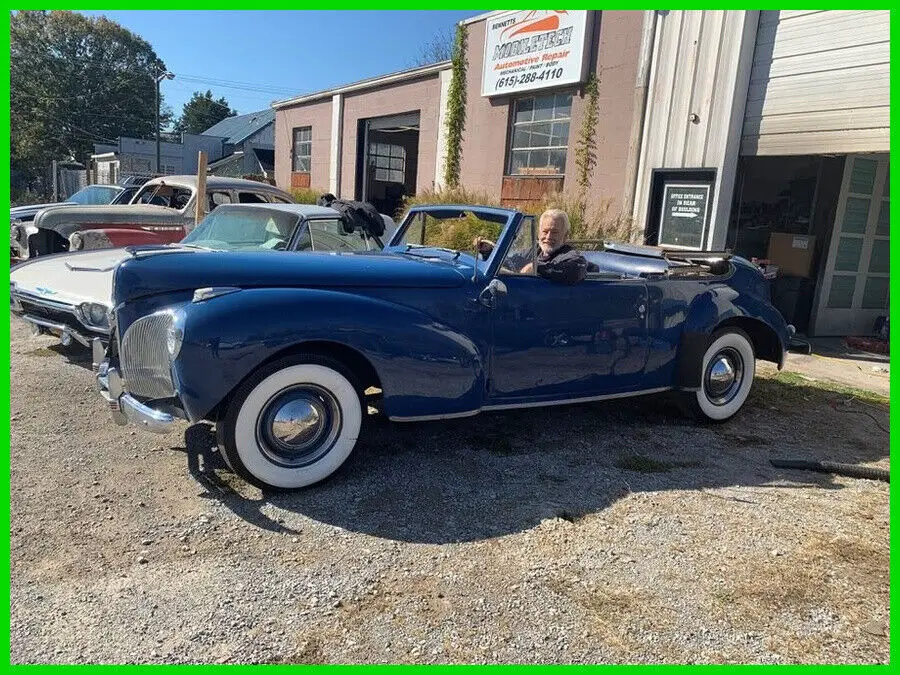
[290,187,328,205]
[10,188,46,207]
[397,187,638,248]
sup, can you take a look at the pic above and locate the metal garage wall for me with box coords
[742,10,890,155]
[632,10,759,249]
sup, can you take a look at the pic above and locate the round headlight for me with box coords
[166,310,185,358]
[88,303,108,326]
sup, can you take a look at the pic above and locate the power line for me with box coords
[173,72,298,96]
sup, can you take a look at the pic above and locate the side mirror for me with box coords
[478,278,507,308]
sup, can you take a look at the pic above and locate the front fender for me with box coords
[80,228,183,249]
[171,288,485,421]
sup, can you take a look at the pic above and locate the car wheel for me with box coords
[683,328,756,422]
[216,354,363,490]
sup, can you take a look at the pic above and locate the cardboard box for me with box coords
[766,232,816,278]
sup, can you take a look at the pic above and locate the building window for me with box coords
[292,127,311,172]
[369,142,406,183]
[507,93,572,176]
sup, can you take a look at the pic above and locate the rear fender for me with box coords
[675,286,790,389]
[170,288,485,421]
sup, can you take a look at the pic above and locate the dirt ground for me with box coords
[8,318,890,664]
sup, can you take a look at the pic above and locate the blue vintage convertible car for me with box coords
[95,205,793,490]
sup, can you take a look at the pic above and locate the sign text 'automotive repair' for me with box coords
[482,10,590,97]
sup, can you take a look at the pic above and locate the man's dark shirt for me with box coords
[506,244,589,284]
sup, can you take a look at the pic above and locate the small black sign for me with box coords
[658,183,711,249]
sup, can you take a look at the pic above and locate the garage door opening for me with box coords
[356,111,420,218]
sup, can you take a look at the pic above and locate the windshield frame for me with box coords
[386,205,523,279]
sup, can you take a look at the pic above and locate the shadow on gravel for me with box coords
[180,379,889,545]
[48,343,95,370]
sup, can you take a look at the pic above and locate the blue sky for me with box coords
[79,10,484,121]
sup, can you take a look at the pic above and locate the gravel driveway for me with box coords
[9,318,890,664]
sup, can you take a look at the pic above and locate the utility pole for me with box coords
[155,68,175,175]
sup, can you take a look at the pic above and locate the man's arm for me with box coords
[536,249,588,284]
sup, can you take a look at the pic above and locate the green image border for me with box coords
[3,5,896,670]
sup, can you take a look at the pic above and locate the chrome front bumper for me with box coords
[20,314,92,348]
[94,339,176,434]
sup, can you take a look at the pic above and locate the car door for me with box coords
[488,273,650,403]
[485,217,649,403]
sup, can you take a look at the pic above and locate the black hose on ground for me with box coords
[770,458,889,483]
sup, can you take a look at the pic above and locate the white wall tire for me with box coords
[692,328,756,422]
[217,355,362,490]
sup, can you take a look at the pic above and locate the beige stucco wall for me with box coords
[340,74,443,199]
[274,99,333,192]
[459,10,645,214]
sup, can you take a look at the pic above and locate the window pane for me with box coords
[510,150,529,174]
[389,157,403,171]
[849,158,876,195]
[868,241,889,273]
[842,197,870,234]
[549,149,567,174]
[529,122,552,148]
[529,149,550,171]
[834,236,863,272]
[862,276,889,309]
[512,127,531,149]
[827,275,856,308]
[533,96,554,121]
[554,94,572,120]
[876,200,889,236]
[375,168,388,181]
[295,157,310,172]
[389,170,404,183]
[515,98,534,124]
[550,121,570,147]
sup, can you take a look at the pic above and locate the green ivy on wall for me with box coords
[573,71,600,206]
[443,23,468,189]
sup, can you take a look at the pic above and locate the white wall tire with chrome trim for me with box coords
[217,355,362,490]
[690,328,756,422]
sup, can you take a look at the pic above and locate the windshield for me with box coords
[394,210,506,255]
[180,206,301,251]
[68,185,123,205]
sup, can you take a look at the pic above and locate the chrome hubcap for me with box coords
[704,348,744,405]
[257,385,342,468]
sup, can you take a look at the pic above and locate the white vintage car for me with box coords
[11,175,295,264]
[10,203,394,348]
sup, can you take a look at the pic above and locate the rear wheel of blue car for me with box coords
[217,354,363,490]
[686,328,756,422]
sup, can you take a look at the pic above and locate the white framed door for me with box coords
[812,154,889,336]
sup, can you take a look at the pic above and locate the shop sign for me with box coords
[658,183,711,250]
[482,10,590,97]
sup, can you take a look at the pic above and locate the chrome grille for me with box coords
[120,312,175,399]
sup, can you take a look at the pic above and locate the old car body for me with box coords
[11,175,294,264]
[95,205,793,491]
[11,203,391,348]
[10,180,145,266]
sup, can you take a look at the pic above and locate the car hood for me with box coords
[114,248,468,303]
[10,201,75,222]
[10,248,131,306]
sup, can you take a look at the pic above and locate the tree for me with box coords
[174,90,237,135]
[11,10,170,189]
[411,30,454,66]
